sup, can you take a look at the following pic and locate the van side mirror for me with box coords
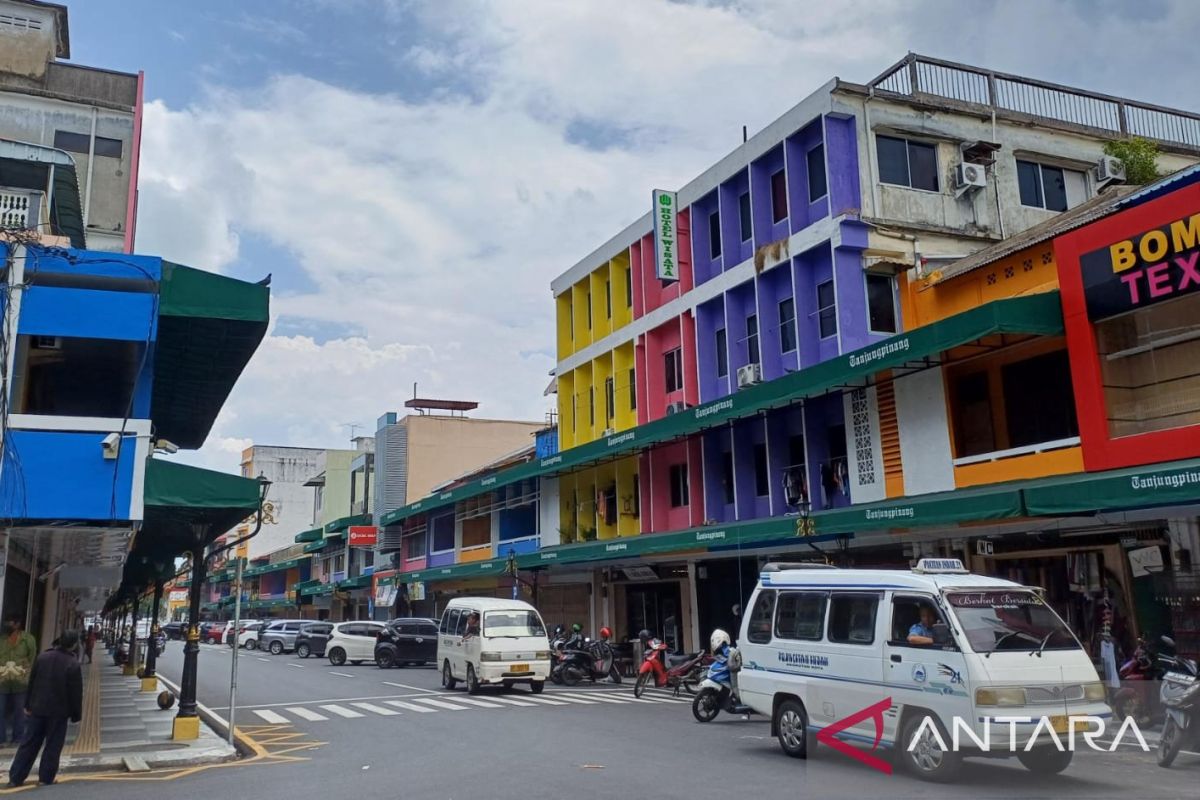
[932,622,951,645]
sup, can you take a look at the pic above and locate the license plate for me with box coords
[1050,715,1071,733]
[510,663,530,673]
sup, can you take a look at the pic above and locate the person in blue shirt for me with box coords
[907,605,940,646]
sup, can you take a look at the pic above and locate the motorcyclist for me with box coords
[564,623,586,652]
[709,628,734,685]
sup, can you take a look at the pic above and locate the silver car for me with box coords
[258,620,307,655]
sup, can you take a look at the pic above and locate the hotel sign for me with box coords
[653,189,679,282]
[1081,211,1200,320]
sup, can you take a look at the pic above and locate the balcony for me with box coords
[0,188,46,233]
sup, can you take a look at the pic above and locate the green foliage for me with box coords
[1104,137,1162,185]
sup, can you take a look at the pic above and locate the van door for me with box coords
[813,592,886,743]
[440,608,462,675]
[459,608,481,675]
[885,593,971,744]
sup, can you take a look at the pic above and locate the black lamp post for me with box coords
[794,497,815,538]
[125,594,141,676]
[141,576,165,687]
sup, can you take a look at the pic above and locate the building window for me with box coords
[669,464,689,508]
[877,135,938,192]
[721,450,735,504]
[952,371,993,457]
[10,336,139,417]
[605,279,612,319]
[664,348,684,394]
[586,293,592,329]
[571,394,577,432]
[817,280,837,339]
[568,304,574,338]
[53,130,123,159]
[746,314,760,364]
[865,273,897,333]
[625,268,633,308]
[1001,350,1078,448]
[708,210,722,259]
[589,386,595,427]
[754,443,769,497]
[629,368,637,411]
[807,143,828,202]
[771,168,788,223]
[604,377,615,422]
[715,328,728,378]
[778,298,797,353]
[739,191,752,242]
[1016,159,1086,212]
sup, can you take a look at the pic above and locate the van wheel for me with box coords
[775,699,809,759]
[503,680,514,690]
[442,661,457,690]
[1018,747,1073,775]
[530,680,545,694]
[900,713,960,782]
[328,648,346,667]
[467,665,481,695]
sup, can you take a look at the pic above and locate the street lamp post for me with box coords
[125,595,140,677]
[141,578,164,690]
[173,533,208,740]
[227,554,244,745]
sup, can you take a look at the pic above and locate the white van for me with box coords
[738,559,1110,781]
[437,598,552,695]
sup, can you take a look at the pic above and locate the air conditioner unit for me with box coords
[665,401,688,415]
[601,427,616,436]
[1095,156,1126,185]
[736,363,762,389]
[953,162,987,193]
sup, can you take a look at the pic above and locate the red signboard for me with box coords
[348,526,378,547]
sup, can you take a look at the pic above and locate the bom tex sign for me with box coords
[653,189,679,282]
[1081,210,1200,320]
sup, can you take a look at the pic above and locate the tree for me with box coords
[1104,137,1162,185]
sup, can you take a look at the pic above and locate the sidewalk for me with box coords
[0,656,236,776]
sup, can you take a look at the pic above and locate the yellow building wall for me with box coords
[615,456,641,536]
[954,447,1084,488]
[613,343,637,431]
[612,251,633,331]
[571,281,591,349]
[557,370,576,450]
[593,353,615,433]
[556,293,574,360]
[590,268,612,341]
[574,361,595,445]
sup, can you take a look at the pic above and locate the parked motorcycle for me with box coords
[692,628,753,723]
[1114,635,1175,724]
[633,631,709,698]
[1156,650,1200,768]
[551,627,622,685]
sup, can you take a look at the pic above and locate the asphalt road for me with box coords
[40,639,1200,800]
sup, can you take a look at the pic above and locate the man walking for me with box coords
[6,631,83,787]
[0,616,37,747]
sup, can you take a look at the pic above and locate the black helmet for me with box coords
[638,629,652,642]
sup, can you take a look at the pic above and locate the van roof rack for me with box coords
[762,562,838,572]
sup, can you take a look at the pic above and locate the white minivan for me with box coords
[438,598,552,695]
[738,559,1111,781]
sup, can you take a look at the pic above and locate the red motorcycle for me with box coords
[633,638,710,698]
[1113,635,1175,724]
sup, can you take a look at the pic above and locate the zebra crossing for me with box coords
[249,689,690,726]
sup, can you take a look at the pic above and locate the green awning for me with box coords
[299,582,334,597]
[380,292,1064,527]
[812,483,1027,535]
[303,540,329,554]
[292,579,322,592]
[325,513,370,534]
[136,459,261,559]
[248,598,294,611]
[294,528,324,544]
[1024,458,1200,516]
[400,559,510,584]
[336,574,372,591]
[152,261,269,450]
[243,557,307,578]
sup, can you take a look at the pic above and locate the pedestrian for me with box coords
[84,626,96,664]
[0,615,37,748]
[6,630,83,787]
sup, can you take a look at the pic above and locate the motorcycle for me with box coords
[1113,635,1174,724]
[551,636,621,685]
[692,638,753,722]
[633,638,709,698]
[1156,650,1200,768]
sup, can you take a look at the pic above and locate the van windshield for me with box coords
[945,590,1080,654]
[483,611,546,638]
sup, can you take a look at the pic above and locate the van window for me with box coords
[827,594,878,645]
[775,592,827,641]
[889,595,939,646]
[747,590,775,644]
[440,608,460,635]
[483,610,545,638]
[454,610,476,636]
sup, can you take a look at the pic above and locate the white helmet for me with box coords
[710,628,731,652]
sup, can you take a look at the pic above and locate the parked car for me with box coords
[163,621,185,640]
[203,622,231,645]
[295,622,333,659]
[375,618,439,668]
[326,621,387,666]
[259,620,307,655]
[238,621,265,650]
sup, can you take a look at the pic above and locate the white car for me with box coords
[326,621,386,666]
[237,621,265,650]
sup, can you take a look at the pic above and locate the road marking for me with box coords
[287,707,328,721]
[380,680,436,692]
[257,657,270,662]
[215,690,454,711]
[541,694,596,704]
[555,692,629,704]
[410,697,470,711]
[521,696,569,706]
[329,672,355,678]
[319,704,365,718]
[352,702,400,716]
[449,697,503,708]
[384,700,437,713]
[486,696,536,707]
[287,663,304,669]
[252,709,290,724]
[634,694,687,703]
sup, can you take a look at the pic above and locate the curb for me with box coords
[156,674,252,761]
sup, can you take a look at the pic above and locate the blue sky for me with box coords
[55,1,1200,473]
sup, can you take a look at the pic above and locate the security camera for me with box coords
[101,432,121,459]
[153,439,180,455]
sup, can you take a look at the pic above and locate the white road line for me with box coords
[319,704,365,718]
[222,690,449,711]
[541,694,597,704]
[411,697,470,711]
[380,680,436,692]
[486,696,536,707]
[637,695,688,704]
[449,697,503,709]
[287,707,328,721]
[287,663,304,669]
[521,696,570,706]
[257,658,270,662]
[252,709,290,724]
[329,672,355,678]
[555,692,629,704]
[384,700,437,713]
[352,702,400,716]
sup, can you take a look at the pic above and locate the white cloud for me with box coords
[137,0,1200,474]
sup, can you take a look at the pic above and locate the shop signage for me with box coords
[168,590,188,602]
[1081,211,1200,320]
[348,525,377,547]
[652,189,679,282]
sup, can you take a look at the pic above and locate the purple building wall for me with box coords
[725,279,757,379]
[785,119,830,232]
[732,416,771,519]
[719,169,753,269]
[692,189,722,285]
[701,428,735,523]
[756,265,797,383]
[824,115,862,217]
[750,145,790,248]
[696,296,728,403]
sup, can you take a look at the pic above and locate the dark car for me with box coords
[163,621,185,640]
[295,622,333,659]
[374,618,439,669]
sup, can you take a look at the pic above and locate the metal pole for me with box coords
[143,580,163,679]
[128,595,140,673]
[227,555,243,745]
[176,546,207,720]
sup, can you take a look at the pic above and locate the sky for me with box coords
[62,0,1200,474]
